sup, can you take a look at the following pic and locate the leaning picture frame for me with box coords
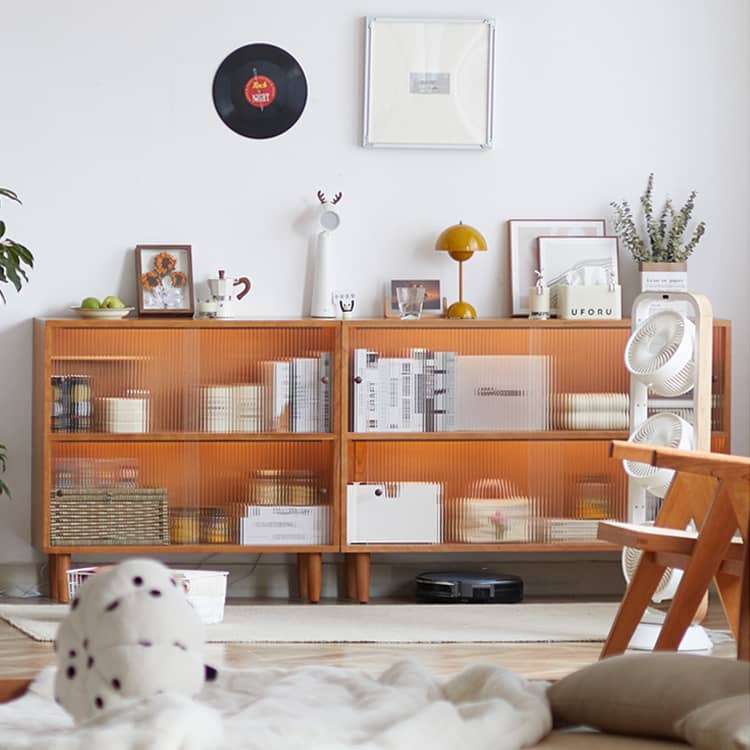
[363,16,495,149]
[384,279,444,318]
[507,219,606,316]
[537,235,620,316]
[135,245,194,317]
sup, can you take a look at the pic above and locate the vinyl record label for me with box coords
[212,43,307,139]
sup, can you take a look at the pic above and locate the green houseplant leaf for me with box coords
[1,186,35,499]
[611,173,706,263]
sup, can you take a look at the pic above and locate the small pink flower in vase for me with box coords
[490,511,508,541]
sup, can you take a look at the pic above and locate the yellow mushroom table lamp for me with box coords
[435,221,488,319]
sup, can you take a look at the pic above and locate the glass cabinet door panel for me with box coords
[49,440,335,546]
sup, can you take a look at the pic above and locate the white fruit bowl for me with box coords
[70,306,135,319]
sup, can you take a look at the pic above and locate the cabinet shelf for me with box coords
[341,541,618,553]
[49,432,337,443]
[346,431,631,441]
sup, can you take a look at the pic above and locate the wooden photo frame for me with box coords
[135,245,194,317]
[363,17,495,149]
[537,235,620,315]
[384,279,445,318]
[508,219,606,316]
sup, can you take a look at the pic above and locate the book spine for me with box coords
[410,348,426,432]
[317,351,332,432]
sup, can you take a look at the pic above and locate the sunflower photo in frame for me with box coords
[135,245,194,317]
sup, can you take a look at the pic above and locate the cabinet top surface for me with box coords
[35,317,730,329]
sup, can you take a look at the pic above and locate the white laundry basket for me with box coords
[66,566,229,624]
[172,569,229,624]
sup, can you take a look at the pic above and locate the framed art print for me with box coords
[135,245,194,317]
[363,17,495,149]
[537,235,620,315]
[508,219,606,316]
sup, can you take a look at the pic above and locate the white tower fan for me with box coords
[620,291,713,651]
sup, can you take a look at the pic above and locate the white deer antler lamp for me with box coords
[310,190,342,318]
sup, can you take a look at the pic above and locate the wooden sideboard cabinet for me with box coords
[32,317,731,605]
[32,318,341,602]
[339,318,731,602]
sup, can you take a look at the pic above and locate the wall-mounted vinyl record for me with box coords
[212,43,308,139]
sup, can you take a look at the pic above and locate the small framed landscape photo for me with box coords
[537,235,620,315]
[135,245,194,317]
[508,219,606,316]
[385,279,443,318]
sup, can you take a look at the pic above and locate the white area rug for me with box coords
[0,601,619,643]
[0,661,552,750]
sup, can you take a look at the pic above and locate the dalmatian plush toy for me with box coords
[54,558,216,723]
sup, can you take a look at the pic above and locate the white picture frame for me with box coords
[363,17,495,149]
[508,219,606,316]
[537,235,620,315]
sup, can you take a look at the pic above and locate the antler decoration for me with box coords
[316,190,343,205]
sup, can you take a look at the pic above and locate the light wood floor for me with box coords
[0,596,735,682]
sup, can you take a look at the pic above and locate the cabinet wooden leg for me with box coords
[49,553,71,604]
[297,554,310,600]
[307,553,322,603]
[345,555,357,600]
[354,553,370,604]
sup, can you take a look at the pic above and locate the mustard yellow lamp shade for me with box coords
[435,222,487,319]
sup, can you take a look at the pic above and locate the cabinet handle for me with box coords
[353,376,362,384]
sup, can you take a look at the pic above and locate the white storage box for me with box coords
[557,285,622,320]
[240,505,330,545]
[347,482,441,543]
[66,566,229,625]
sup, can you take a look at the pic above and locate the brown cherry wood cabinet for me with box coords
[32,317,731,605]
[32,318,341,602]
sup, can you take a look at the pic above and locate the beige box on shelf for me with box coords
[240,505,330,545]
[346,482,441,543]
[557,286,622,320]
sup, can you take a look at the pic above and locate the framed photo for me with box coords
[135,245,194,317]
[537,236,620,315]
[384,279,444,318]
[363,17,495,149]
[508,219,606,316]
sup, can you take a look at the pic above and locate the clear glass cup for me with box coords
[396,286,426,320]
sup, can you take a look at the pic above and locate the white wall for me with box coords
[1,1,748,583]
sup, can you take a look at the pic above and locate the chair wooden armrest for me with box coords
[601,442,749,661]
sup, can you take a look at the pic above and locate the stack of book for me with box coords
[260,352,332,433]
[351,348,456,432]
[351,350,551,432]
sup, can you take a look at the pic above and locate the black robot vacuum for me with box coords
[415,571,523,603]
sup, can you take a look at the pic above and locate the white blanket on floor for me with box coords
[0,661,552,750]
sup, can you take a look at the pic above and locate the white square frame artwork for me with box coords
[363,17,495,149]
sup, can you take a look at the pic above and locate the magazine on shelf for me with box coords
[260,360,290,432]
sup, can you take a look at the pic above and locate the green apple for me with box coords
[101,295,126,309]
[80,297,101,309]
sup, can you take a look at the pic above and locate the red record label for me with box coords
[244,75,276,108]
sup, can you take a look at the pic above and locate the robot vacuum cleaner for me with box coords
[415,571,523,603]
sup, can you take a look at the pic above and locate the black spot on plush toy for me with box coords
[54,558,216,723]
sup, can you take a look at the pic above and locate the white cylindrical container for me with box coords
[310,231,335,318]
[528,286,550,319]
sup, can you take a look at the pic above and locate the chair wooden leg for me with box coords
[600,551,666,658]
[655,489,738,651]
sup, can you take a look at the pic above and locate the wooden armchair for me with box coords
[598,441,749,660]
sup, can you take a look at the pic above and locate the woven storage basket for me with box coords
[50,488,169,545]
